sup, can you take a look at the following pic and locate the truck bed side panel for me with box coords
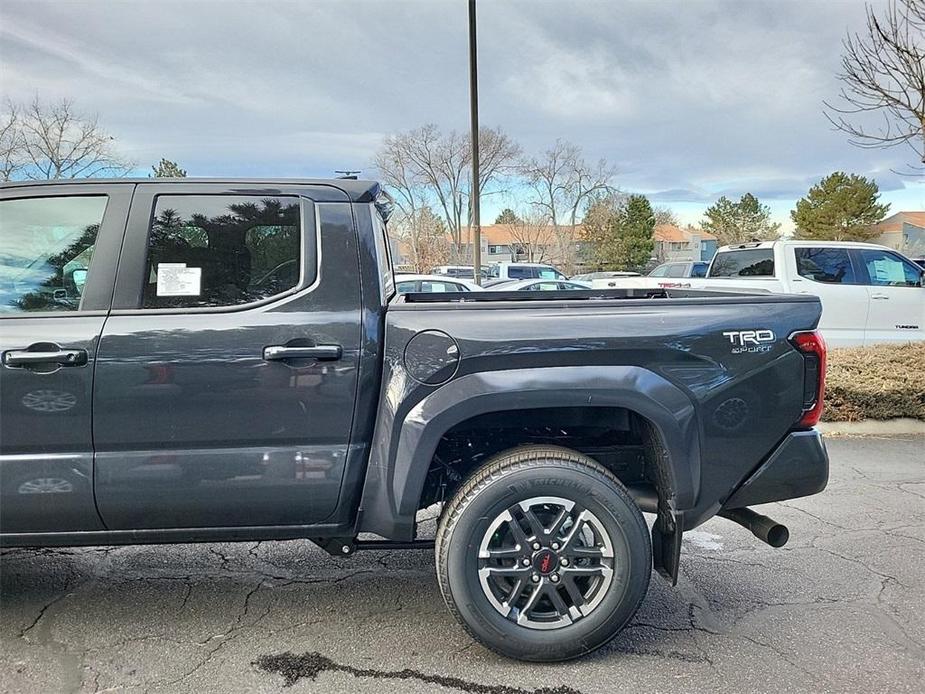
[360,295,821,538]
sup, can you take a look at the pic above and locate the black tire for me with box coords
[435,445,651,661]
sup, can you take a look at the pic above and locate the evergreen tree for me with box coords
[581,194,655,271]
[702,193,780,245]
[494,208,521,225]
[791,172,890,241]
[618,195,657,271]
[151,158,187,177]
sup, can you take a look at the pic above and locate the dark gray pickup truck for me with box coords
[0,178,829,661]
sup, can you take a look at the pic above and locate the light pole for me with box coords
[468,0,481,284]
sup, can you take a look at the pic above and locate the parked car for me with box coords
[650,261,710,278]
[395,274,481,293]
[689,240,925,347]
[487,262,567,282]
[487,278,591,291]
[590,261,709,290]
[1,178,829,662]
[570,271,641,281]
[429,265,489,280]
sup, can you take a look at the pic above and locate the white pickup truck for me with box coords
[691,241,924,347]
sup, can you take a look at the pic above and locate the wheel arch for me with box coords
[357,365,700,540]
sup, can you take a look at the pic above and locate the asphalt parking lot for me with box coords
[1,435,923,694]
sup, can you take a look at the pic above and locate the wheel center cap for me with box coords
[532,549,559,575]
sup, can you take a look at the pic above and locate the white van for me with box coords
[690,240,925,347]
[488,262,567,281]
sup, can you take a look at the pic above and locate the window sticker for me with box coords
[156,263,202,296]
[869,259,905,284]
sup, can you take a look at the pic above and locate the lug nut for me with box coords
[522,558,530,566]
[532,542,541,550]
[550,574,560,583]
[551,542,560,550]
[531,574,540,583]
[561,558,569,566]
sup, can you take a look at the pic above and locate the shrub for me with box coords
[823,342,925,421]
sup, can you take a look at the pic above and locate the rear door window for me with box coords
[142,195,302,309]
[0,195,108,313]
[508,266,530,279]
[708,249,775,278]
[420,280,459,292]
[794,248,857,284]
[666,263,687,278]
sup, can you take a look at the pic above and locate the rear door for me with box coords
[93,183,362,529]
[789,246,868,347]
[853,247,925,345]
[0,184,131,532]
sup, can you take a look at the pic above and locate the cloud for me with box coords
[647,188,711,203]
[0,0,916,203]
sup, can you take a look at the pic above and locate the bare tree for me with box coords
[375,131,426,219]
[392,206,451,273]
[503,208,555,263]
[520,140,616,273]
[374,124,520,259]
[19,97,133,179]
[653,206,680,227]
[1,100,24,181]
[824,0,925,172]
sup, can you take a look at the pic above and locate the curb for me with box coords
[817,418,925,436]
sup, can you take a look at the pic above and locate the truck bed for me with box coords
[396,286,797,305]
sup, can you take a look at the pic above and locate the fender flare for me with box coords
[358,365,700,540]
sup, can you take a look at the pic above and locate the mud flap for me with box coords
[652,511,682,585]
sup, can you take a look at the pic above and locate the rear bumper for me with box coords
[723,428,829,509]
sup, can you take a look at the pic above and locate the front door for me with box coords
[92,184,362,529]
[0,185,131,533]
[854,247,925,345]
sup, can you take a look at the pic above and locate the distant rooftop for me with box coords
[872,211,925,233]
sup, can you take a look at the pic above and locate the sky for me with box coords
[1,0,922,231]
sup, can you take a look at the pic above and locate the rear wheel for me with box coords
[435,445,651,661]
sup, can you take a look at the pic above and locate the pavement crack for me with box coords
[739,634,823,684]
[18,587,72,640]
[775,501,849,530]
[897,483,925,502]
[254,651,583,693]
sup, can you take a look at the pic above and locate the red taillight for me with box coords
[789,330,827,428]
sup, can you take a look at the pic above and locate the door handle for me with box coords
[263,345,342,361]
[3,348,88,367]
[871,294,890,300]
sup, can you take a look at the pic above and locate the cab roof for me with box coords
[0,177,384,203]
[716,239,894,252]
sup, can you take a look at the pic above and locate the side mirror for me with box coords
[72,269,88,292]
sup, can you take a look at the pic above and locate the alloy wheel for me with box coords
[477,496,615,630]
